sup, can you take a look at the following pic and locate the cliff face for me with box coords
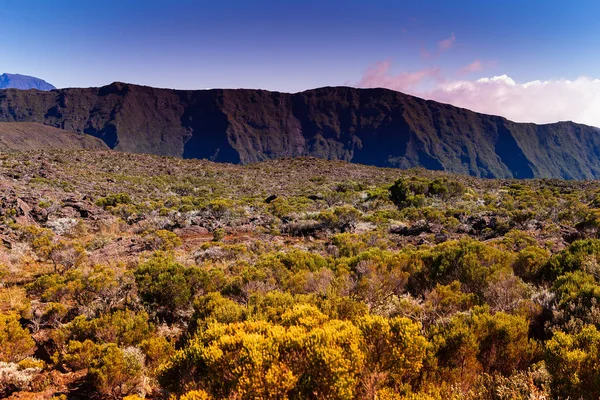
[1,83,599,179]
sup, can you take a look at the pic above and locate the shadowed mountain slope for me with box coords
[0,122,108,152]
[0,83,599,179]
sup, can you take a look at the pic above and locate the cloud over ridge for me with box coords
[357,61,600,128]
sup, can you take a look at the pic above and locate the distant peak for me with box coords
[0,73,56,91]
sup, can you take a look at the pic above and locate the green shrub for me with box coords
[58,310,154,348]
[542,239,600,282]
[88,345,145,399]
[545,325,600,399]
[144,229,182,251]
[95,193,132,209]
[431,307,539,389]
[389,178,411,207]
[190,292,246,333]
[212,228,226,242]
[134,253,209,322]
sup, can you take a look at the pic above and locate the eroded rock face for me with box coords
[2,84,600,179]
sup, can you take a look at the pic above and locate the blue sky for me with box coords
[2,1,600,125]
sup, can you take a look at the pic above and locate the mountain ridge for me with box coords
[0,82,599,179]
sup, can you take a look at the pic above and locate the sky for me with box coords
[2,0,600,126]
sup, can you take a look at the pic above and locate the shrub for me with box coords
[431,307,539,390]
[422,281,476,326]
[179,390,212,400]
[357,315,429,393]
[58,339,102,371]
[483,271,529,313]
[545,325,600,399]
[428,178,465,200]
[390,177,464,208]
[549,271,600,333]
[134,253,209,322]
[541,239,600,282]
[389,178,411,207]
[466,364,551,400]
[144,229,182,251]
[59,340,146,398]
[159,306,365,399]
[96,193,132,209]
[89,345,145,399]
[0,313,36,362]
[331,233,369,258]
[268,198,295,219]
[58,310,154,348]
[345,249,415,313]
[206,198,233,220]
[415,239,513,295]
[212,228,226,242]
[139,336,175,375]
[319,205,362,232]
[21,225,55,262]
[191,292,246,331]
[513,246,550,282]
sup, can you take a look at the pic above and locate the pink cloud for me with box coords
[460,59,483,74]
[458,60,498,75]
[438,33,456,51]
[420,47,432,60]
[357,61,440,92]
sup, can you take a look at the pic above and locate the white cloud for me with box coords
[475,74,516,85]
[357,61,600,127]
[429,75,600,127]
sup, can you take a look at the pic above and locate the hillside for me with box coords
[1,83,600,179]
[1,150,600,398]
[0,73,56,91]
[0,122,108,152]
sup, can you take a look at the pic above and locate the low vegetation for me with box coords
[2,150,600,398]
